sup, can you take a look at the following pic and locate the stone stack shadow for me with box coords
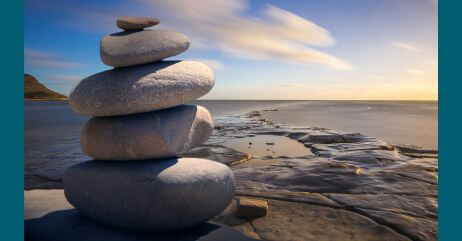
[64,17,236,232]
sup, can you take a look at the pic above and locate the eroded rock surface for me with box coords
[25,110,438,240]
[208,111,438,241]
[250,199,411,241]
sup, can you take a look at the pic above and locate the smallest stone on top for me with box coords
[117,16,160,30]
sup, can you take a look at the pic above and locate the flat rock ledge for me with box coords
[25,110,438,241]
[25,190,256,241]
[208,112,437,241]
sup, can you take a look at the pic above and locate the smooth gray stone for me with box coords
[63,158,236,232]
[116,17,160,30]
[100,30,190,67]
[81,105,212,160]
[69,61,214,116]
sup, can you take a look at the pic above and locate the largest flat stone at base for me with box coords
[63,158,236,232]
[81,105,212,160]
[69,61,214,116]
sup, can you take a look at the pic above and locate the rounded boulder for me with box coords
[81,105,213,160]
[69,61,214,116]
[63,158,236,232]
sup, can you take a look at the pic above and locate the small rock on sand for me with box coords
[237,198,268,218]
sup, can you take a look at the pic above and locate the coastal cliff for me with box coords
[24,74,68,101]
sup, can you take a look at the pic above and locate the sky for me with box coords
[24,0,438,100]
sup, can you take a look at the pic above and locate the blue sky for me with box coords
[24,0,438,100]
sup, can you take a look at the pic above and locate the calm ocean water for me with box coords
[262,101,438,149]
[25,100,437,172]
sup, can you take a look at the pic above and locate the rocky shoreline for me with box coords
[25,109,438,241]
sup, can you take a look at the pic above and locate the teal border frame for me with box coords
[2,1,24,240]
[439,1,458,240]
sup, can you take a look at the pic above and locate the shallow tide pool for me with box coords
[224,135,311,158]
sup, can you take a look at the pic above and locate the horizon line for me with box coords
[197,99,438,102]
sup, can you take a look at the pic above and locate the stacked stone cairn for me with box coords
[64,17,236,232]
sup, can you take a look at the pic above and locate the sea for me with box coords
[25,100,438,175]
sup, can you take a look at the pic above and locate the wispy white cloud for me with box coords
[407,68,425,76]
[370,75,387,80]
[26,59,81,68]
[277,83,310,89]
[142,0,353,71]
[24,48,81,68]
[51,0,352,71]
[391,42,422,53]
[324,77,344,81]
[24,48,56,59]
